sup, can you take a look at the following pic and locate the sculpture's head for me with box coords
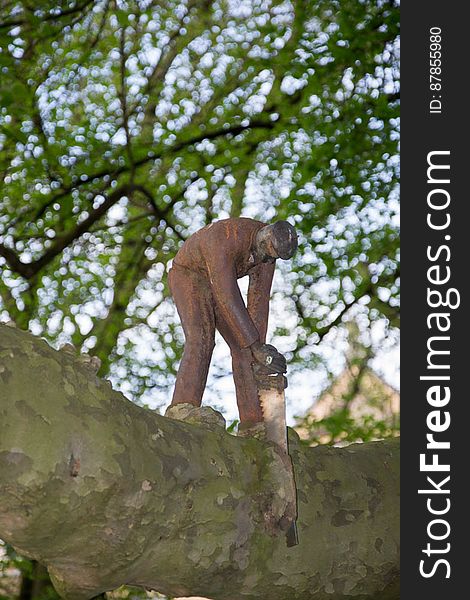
[255,221,298,264]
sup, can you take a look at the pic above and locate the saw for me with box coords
[255,368,299,547]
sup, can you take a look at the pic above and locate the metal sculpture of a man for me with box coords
[166,217,298,436]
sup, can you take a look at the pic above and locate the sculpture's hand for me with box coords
[250,341,287,374]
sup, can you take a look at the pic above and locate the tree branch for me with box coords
[315,291,370,344]
[25,118,275,223]
[118,26,134,177]
[0,243,36,278]
[0,0,95,30]
[294,261,400,351]
[0,325,399,600]
[80,235,154,373]
[0,184,135,280]
[136,0,210,132]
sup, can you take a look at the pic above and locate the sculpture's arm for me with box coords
[247,262,275,343]
[205,254,259,348]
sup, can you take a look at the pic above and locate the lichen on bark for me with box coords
[0,325,399,599]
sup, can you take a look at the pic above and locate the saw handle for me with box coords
[252,363,287,390]
[250,341,287,374]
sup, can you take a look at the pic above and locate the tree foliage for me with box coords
[0,0,399,403]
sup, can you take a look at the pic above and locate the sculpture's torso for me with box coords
[172,217,266,279]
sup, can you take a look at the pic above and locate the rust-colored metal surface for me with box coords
[168,217,297,425]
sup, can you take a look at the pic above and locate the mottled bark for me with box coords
[0,325,399,600]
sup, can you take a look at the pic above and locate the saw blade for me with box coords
[257,373,299,547]
[258,385,288,451]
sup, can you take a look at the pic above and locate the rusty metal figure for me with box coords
[167,217,298,431]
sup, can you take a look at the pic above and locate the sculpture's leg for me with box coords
[215,312,264,425]
[232,348,264,424]
[169,266,216,407]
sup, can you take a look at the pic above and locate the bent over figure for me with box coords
[167,217,297,433]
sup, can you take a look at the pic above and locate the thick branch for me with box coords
[0,243,35,278]
[81,236,154,373]
[0,184,134,279]
[0,325,399,600]
[138,0,203,129]
[13,118,274,240]
[62,119,274,197]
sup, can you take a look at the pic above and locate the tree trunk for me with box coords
[0,325,399,600]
